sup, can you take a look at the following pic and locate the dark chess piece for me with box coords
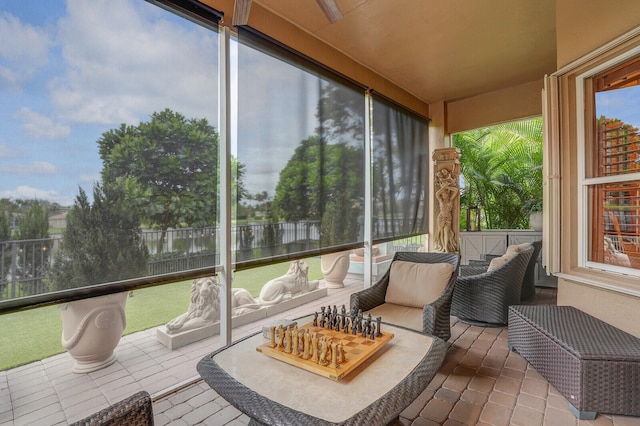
[361,320,368,338]
[343,317,350,334]
[313,312,318,327]
[369,324,376,340]
[376,316,382,337]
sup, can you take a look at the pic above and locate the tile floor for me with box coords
[2,281,639,426]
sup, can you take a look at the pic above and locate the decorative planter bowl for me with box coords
[60,292,127,373]
[321,251,350,288]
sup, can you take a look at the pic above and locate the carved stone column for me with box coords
[432,148,461,253]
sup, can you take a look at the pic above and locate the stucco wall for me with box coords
[555,0,640,338]
[556,0,640,69]
[445,80,543,134]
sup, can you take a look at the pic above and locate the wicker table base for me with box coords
[508,305,640,419]
[197,315,446,426]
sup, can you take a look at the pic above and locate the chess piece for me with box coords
[361,320,368,338]
[376,317,382,337]
[276,325,284,350]
[369,323,376,340]
[292,328,299,356]
[269,326,276,348]
[313,312,318,326]
[298,329,304,355]
[330,342,338,368]
[284,326,292,354]
[303,330,311,359]
[311,333,319,362]
[337,343,344,363]
[319,337,328,365]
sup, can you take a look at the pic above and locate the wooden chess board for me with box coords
[256,321,394,381]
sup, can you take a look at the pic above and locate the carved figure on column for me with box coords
[432,147,461,254]
[434,168,459,253]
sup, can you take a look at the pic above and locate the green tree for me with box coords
[98,109,246,251]
[273,135,363,245]
[454,118,543,229]
[0,212,10,242]
[16,201,49,240]
[48,182,148,291]
[13,201,51,293]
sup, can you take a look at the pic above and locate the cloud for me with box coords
[0,12,51,90]
[13,107,71,139]
[0,185,72,205]
[50,0,219,126]
[0,161,57,175]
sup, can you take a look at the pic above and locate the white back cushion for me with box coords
[385,261,454,308]
[487,243,532,271]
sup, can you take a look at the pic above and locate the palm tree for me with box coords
[454,118,543,230]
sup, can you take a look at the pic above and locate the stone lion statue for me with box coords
[165,276,260,335]
[258,259,320,306]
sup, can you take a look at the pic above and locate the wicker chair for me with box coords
[464,240,542,301]
[69,391,154,426]
[519,240,542,300]
[451,245,534,326]
[350,252,460,341]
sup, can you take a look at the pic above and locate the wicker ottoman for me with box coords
[508,305,640,420]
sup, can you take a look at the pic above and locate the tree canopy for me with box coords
[453,118,543,230]
[48,182,148,291]
[98,108,245,232]
[273,135,363,245]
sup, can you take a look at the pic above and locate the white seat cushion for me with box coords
[384,261,454,308]
[367,303,424,332]
[487,243,532,271]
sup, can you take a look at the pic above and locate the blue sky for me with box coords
[0,0,221,206]
[596,85,640,129]
[0,0,323,206]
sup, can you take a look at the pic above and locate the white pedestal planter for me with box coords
[60,292,127,373]
[529,212,543,231]
[321,251,350,288]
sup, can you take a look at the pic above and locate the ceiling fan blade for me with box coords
[232,0,252,26]
[315,0,343,24]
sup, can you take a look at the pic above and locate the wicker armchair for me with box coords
[451,245,534,326]
[350,252,460,341]
[70,391,154,426]
[520,240,542,300]
[463,240,542,301]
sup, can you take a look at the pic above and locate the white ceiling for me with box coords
[253,0,557,104]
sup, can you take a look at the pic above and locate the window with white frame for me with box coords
[579,50,640,274]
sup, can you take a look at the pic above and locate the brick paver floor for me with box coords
[3,283,640,425]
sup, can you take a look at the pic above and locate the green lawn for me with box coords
[0,257,323,371]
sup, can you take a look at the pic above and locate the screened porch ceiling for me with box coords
[245,0,557,104]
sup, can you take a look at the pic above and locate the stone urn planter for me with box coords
[60,292,127,373]
[321,251,350,288]
[529,212,543,231]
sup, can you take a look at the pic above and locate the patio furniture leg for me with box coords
[569,403,597,421]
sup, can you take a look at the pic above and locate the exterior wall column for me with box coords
[432,147,461,253]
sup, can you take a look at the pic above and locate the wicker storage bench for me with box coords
[508,305,640,420]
